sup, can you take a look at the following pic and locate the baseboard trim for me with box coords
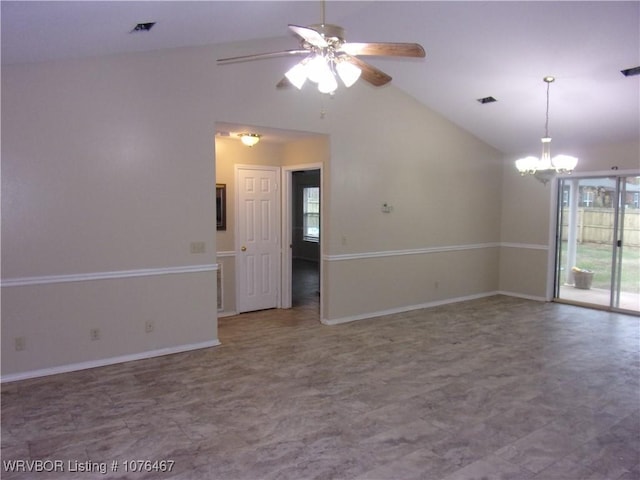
[496,290,548,302]
[321,291,499,325]
[217,311,239,318]
[1,339,221,383]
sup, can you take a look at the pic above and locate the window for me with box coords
[583,190,594,207]
[303,187,320,242]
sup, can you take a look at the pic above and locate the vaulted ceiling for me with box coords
[2,1,638,156]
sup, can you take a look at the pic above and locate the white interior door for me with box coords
[236,166,280,313]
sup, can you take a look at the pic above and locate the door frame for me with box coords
[281,163,323,317]
[549,168,640,312]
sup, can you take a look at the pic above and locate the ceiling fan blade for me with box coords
[345,56,392,87]
[340,42,426,58]
[289,24,328,48]
[217,49,308,65]
[276,77,293,89]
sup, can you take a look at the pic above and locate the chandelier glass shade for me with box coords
[515,77,578,184]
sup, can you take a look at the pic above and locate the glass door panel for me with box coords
[615,176,640,311]
[555,175,639,313]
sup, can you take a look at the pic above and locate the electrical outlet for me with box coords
[190,241,206,254]
[15,337,26,351]
[145,321,154,333]
[90,328,100,341]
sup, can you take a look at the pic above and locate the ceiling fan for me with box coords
[216,2,425,94]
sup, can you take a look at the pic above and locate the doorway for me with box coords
[292,170,320,308]
[554,174,640,313]
[281,165,322,314]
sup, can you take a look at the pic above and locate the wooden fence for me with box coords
[561,208,640,247]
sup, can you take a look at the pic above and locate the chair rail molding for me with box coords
[1,264,219,288]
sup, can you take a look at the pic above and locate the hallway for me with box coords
[292,259,319,309]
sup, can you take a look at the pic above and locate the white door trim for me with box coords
[281,163,323,317]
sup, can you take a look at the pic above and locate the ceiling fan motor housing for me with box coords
[310,24,345,43]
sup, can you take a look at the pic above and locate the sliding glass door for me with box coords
[555,175,639,313]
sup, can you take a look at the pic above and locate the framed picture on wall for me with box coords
[216,184,226,231]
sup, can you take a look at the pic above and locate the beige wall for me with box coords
[283,136,330,167]
[568,140,640,173]
[324,248,500,323]
[2,47,227,378]
[320,82,503,320]
[4,35,632,378]
[2,273,217,374]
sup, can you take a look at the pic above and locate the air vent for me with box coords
[621,66,640,77]
[131,22,156,33]
[477,96,497,104]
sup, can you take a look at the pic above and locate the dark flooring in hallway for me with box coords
[292,258,319,309]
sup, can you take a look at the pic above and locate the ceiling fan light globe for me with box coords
[307,55,331,84]
[285,62,308,89]
[336,61,361,87]
[318,74,338,94]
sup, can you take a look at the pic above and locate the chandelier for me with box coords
[515,76,578,185]
[284,24,361,94]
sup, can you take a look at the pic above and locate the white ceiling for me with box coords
[2,1,639,156]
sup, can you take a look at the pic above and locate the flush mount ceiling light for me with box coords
[239,133,261,147]
[515,76,578,185]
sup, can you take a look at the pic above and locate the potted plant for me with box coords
[572,266,594,290]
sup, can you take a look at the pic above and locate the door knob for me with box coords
[241,246,247,252]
